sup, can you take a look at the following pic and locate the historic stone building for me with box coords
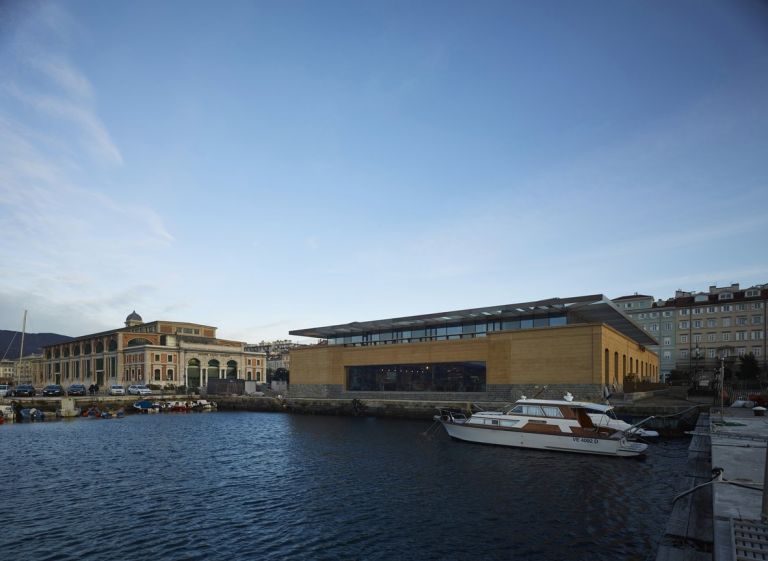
[288,295,658,402]
[615,283,767,385]
[41,312,266,390]
[612,294,677,382]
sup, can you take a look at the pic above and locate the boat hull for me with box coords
[442,421,646,457]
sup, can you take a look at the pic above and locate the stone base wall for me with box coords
[287,383,605,403]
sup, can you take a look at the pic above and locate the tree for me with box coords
[738,353,761,382]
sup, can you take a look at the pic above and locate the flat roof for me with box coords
[289,294,658,346]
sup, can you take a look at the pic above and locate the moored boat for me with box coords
[438,397,648,457]
[133,400,160,414]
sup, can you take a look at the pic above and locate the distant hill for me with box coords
[0,330,73,360]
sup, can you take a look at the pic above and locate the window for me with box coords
[746,289,760,297]
[751,331,764,340]
[707,306,717,313]
[167,355,173,362]
[663,351,671,360]
[723,332,731,341]
[650,323,658,331]
[752,303,764,310]
[155,354,160,361]
[722,305,732,312]
[723,318,732,327]
[693,334,702,343]
[680,335,689,344]
[693,320,702,328]
[736,331,747,341]
[720,293,733,300]
[541,406,564,418]
[663,322,672,331]
[680,350,689,359]
[679,309,690,316]
[737,347,747,356]
[663,311,673,317]
[154,368,161,381]
[167,368,174,380]
[753,315,763,325]
[679,321,689,329]
[663,337,671,346]
[737,317,748,326]
[754,348,763,357]
[707,319,717,328]
[346,361,486,392]
[693,308,702,315]
[707,333,717,342]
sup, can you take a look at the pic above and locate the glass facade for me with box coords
[347,361,486,392]
[328,314,567,346]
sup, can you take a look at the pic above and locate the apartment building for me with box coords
[615,283,767,384]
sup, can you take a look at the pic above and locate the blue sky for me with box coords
[1,0,767,342]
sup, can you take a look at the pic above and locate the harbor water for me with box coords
[1,412,690,560]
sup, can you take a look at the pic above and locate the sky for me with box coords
[0,0,767,343]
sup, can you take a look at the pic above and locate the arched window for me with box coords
[614,352,619,384]
[108,339,118,352]
[96,341,104,353]
[154,368,161,381]
[187,358,201,389]
[207,359,220,380]
[226,360,237,379]
[604,349,609,386]
[128,338,152,347]
[167,368,174,381]
[84,342,92,355]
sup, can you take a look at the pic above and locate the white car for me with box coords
[108,385,125,396]
[0,384,9,397]
[127,384,152,396]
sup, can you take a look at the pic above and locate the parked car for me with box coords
[0,384,9,397]
[42,384,64,397]
[127,384,152,396]
[67,384,87,396]
[13,384,36,397]
[108,385,125,396]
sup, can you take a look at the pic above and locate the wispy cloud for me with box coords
[0,3,175,333]
[5,82,123,165]
[29,54,93,99]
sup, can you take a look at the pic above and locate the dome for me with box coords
[126,310,143,322]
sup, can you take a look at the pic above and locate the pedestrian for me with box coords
[94,383,99,395]
[88,384,94,396]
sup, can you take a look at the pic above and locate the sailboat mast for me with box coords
[17,310,27,385]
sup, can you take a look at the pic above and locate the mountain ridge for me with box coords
[0,330,73,360]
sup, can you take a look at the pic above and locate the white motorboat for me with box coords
[437,397,648,457]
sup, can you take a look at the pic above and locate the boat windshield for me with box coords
[507,404,564,418]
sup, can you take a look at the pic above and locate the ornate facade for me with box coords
[40,312,266,390]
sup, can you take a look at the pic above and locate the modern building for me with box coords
[41,312,266,390]
[288,295,659,402]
